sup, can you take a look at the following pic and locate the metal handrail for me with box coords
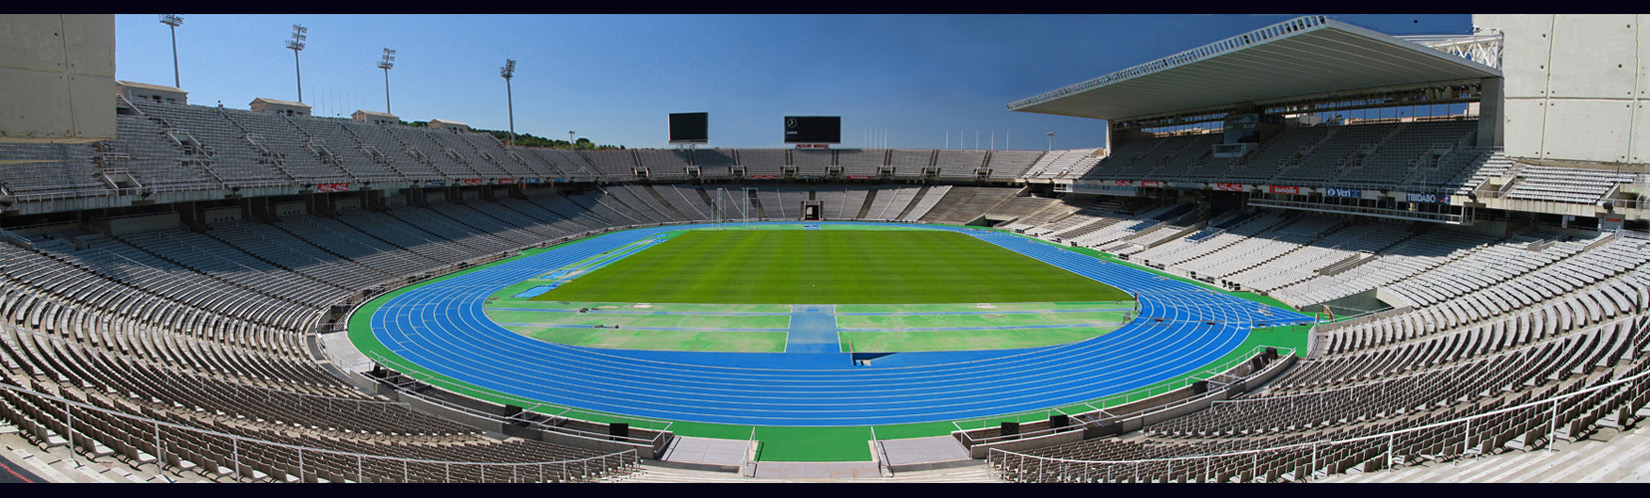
[364,351,673,437]
[364,359,670,449]
[954,345,1294,446]
[0,381,638,482]
[988,354,1647,476]
[1,321,402,411]
[1223,314,1637,405]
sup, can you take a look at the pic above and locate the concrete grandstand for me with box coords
[1,14,1648,483]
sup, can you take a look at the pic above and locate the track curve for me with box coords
[362,222,1313,426]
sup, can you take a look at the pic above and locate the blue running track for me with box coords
[364,222,1314,427]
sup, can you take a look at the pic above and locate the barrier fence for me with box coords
[0,380,640,483]
[365,352,674,439]
[954,345,1292,445]
[987,354,1650,483]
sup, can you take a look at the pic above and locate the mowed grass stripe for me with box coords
[835,310,1129,329]
[520,328,788,353]
[536,229,1128,304]
[486,310,791,329]
[840,327,1118,353]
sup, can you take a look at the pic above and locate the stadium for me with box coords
[0,13,1647,483]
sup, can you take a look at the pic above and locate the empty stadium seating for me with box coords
[8,92,1650,485]
[985,225,1650,483]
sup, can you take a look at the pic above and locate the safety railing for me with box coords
[954,345,1294,447]
[3,321,402,414]
[0,380,640,483]
[363,351,673,445]
[987,355,1649,482]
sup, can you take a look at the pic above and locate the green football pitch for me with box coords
[363,224,1311,462]
[533,229,1130,304]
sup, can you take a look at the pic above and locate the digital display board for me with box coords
[669,112,708,143]
[783,116,840,144]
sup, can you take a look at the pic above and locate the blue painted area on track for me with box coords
[366,221,1316,426]
[508,235,671,299]
[839,323,1119,332]
[488,307,792,317]
[495,323,788,332]
[836,308,1133,316]
[513,285,556,299]
[785,305,843,354]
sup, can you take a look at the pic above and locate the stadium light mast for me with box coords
[287,24,308,103]
[569,131,575,150]
[377,48,396,114]
[1047,132,1054,152]
[500,59,517,147]
[159,14,184,88]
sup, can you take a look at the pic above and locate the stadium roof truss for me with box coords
[1008,16,1503,123]
[1396,32,1504,70]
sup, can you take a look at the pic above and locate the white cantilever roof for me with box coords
[1008,16,1501,121]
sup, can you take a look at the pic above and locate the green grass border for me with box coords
[347,222,1314,462]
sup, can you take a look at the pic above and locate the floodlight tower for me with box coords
[287,24,308,103]
[1047,132,1054,152]
[158,14,184,88]
[500,59,516,146]
[377,48,396,113]
[569,131,575,150]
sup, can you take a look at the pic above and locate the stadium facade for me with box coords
[0,14,1648,483]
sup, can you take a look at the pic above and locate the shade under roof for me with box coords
[1009,16,1502,121]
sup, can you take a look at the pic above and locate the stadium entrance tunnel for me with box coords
[850,351,895,366]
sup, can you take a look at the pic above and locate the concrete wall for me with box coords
[0,15,115,143]
[969,430,1086,459]
[274,201,307,217]
[95,212,180,236]
[335,198,363,212]
[203,206,243,224]
[379,383,661,459]
[1479,14,1648,165]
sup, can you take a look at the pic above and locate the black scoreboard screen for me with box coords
[783,116,840,144]
[669,112,709,143]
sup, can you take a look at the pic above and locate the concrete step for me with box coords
[1317,424,1650,483]
[617,462,1000,483]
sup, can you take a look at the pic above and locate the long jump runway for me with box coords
[365,222,1314,427]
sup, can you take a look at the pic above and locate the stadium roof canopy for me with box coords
[250,97,309,108]
[1008,16,1502,122]
[116,80,187,94]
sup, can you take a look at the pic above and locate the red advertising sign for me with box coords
[462,179,485,186]
[1113,180,1133,187]
[1268,185,1301,195]
[748,175,779,180]
[1214,183,1243,191]
[845,175,870,179]
[1139,180,1162,188]
[316,183,350,192]
[496,178,516,185]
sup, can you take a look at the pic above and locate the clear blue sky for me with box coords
[113,14,1472,150]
